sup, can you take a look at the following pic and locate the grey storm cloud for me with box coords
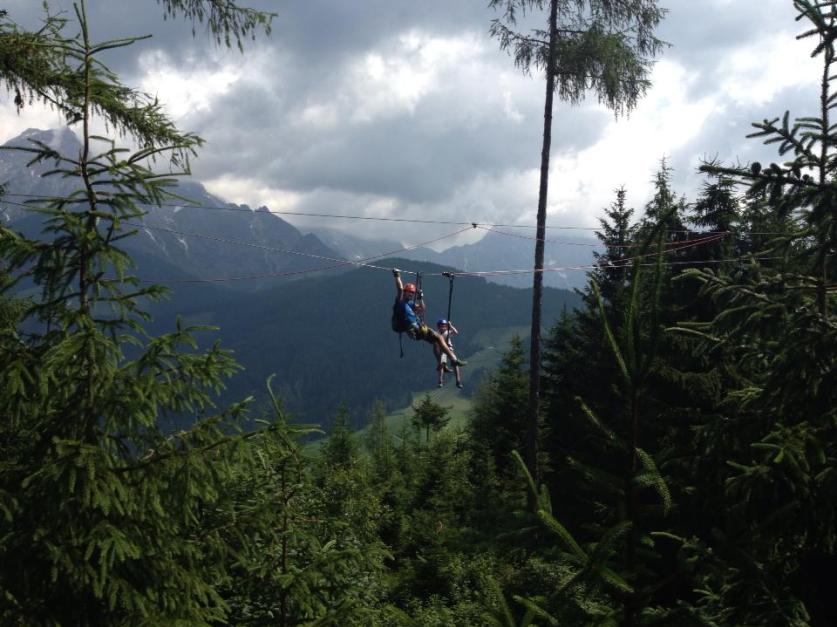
[6,0,492,73]
[190,53,610,203]
[656,0,803,103]
[2,0,827,234]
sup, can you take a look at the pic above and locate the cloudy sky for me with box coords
[0,0,824,246]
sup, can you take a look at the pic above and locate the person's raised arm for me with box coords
[416,287,426,315]
[393,268,403,298]
[448,321,459,336]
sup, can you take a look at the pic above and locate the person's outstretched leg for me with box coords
[423,327,466,366]
[435,334,464,365]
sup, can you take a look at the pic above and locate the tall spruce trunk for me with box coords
[526,0,558,485]
[818,35,831,324]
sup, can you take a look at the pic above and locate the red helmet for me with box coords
[403,283,417,293]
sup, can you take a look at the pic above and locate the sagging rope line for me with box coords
[454,255,786,277]
[0,196,732,282]
[0,196,470,276]
[0,195,475,282]
[3,196,781,284]
[129,222,474,283]
[476,224,733,248]
[448,232,730,278]
[1,192,795,236]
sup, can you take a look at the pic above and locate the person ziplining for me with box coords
[434,318,463,389]
[391,268,466,375]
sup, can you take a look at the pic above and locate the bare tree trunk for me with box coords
[818,37,831,325]
[526,0,558,486]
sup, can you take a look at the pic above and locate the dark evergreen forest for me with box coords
[1,1,836,625]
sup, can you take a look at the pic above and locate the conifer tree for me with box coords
[591,186,637,306]
[542,187,641,532]
[489,0,667,483]
[469,336,529,478]
[0,2,276,623]
[517,222,678,626]
[411,394,451,444]
[0,1,272,127]
[322,403,360,468]
[679,1,837,622]
[218,380,388,625]
[365,399,392,471]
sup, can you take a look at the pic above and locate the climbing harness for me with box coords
[393,271,423,358]
[414,272,424,324]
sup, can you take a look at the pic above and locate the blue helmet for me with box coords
[436,318,448,327]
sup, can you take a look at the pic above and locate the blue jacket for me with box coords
[392,298,419,332]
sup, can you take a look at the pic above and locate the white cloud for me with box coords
[347,31,485,122]
[502,90,524,123]
[0,99,66,142]
[542,60,717,225]
[137,50,242,120]
[203,174,302,212]
[297,102,340,129]
[718,30,818,107]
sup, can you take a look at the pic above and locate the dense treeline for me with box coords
[1,1,836,625]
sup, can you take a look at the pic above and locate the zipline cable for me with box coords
[133,226,728,282]
[1,196,805,284]
[437,232,730,278]
[476,224,735,247]
[0,193,732,282]
[0,192,796,236]
[129,223,474,283]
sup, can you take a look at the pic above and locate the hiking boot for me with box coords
[453,360,467,367]
[443,364,453,373]
[456,382,464,389]
[438,382,444,388]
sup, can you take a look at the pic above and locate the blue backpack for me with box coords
[391,300,417,333]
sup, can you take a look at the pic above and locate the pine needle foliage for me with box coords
[678,2,837,623]
[489,0,668,114]
[519,215,697,625]
[219,380,389,625]
[0,2,273,137]
[489,0,668,485]
[411,395,452,445]
[156,0,274,50]
[0,2,276,624]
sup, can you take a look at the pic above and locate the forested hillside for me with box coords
[144,257,579,429]
[1,1,836,626]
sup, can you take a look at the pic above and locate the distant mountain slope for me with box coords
[306,227,407,261]
[146,257,582,430]
[2,127,599,293]
[0,128,344,290]
[0,128,83,218]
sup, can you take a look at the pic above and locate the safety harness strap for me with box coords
[443,271,454,322]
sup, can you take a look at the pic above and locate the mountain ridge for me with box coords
[2,127,598,291]
[0,128,345,289]
[1,127,585,428]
